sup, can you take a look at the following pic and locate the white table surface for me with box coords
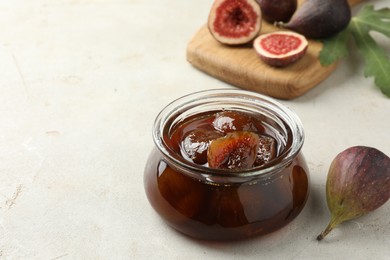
[0,0,389,259]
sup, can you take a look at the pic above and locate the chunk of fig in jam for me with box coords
[207,131,260,170]
[212,111,261,134]
[173,110,280,170]
[255,135,277,166]
[181,129,223,165]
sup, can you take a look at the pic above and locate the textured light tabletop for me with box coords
[0,0,389,259]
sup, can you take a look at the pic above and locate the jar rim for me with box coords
[152,89,305,182]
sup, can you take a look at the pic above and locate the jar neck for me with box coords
[153,89,305,184]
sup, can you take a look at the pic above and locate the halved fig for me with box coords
[207,131,260,170]
[208,0,262,45]
[253,31,308,67]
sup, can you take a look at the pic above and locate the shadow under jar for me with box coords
[144,89,310,241]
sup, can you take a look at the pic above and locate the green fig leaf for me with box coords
[353,5,390,38]
[319,5,390,97]
[319,29,351,66]
[349,18,390,97]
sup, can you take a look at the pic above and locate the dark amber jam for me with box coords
[144,89,309,241]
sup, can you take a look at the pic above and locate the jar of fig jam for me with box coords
[144,89,309,241]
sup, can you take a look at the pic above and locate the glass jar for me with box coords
[144,89,309,241]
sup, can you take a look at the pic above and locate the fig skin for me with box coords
[212,111,260,134]
[253,31,308,67]
[182,129,223,165]
[256,0,297,23]
[208,0,262,45]
[280,0,351,39]
[317,146,390,241]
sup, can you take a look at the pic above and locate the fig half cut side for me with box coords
[253,31,308,67]
[208,0,262,45]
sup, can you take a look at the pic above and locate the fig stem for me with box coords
[274,21,283,28]
[317,215,344,241]
[316,223,334,241]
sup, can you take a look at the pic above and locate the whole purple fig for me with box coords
[279,0,351,39]
[256,0,297,23]
[317,146,390,241]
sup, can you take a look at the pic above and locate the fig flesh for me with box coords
[253,31,308,67]
[280,0,351,39]
[255,135,277,166]
[207,131,260,170]
[208,0,262,45]
[256,0,297,23]
[317,146,390,241]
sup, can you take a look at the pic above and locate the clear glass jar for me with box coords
[144,89,310,241]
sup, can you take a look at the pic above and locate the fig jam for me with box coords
[144,90,309,240]
[169,111,280,169]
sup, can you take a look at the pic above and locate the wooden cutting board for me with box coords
[186,0,365,99]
